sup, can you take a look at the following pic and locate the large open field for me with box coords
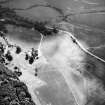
[0,0,105,105]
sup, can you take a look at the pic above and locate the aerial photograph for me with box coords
[0,0,105,105]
